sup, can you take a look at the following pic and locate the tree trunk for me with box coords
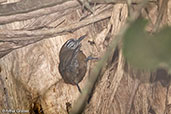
[0,0,171,114]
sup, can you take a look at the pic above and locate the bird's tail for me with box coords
[76,84,82,93]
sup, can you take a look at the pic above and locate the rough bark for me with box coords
[0,0,171,114]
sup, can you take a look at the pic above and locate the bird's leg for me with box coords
[76,84,82,93]
[86,55,98,62]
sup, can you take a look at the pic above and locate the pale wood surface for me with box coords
[0,0,171,114]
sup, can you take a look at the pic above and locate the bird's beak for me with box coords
[77,34,87,43]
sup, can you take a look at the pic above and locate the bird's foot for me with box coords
[86,55,98,62]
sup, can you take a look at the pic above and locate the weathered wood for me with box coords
[0,0,72,16]
[0,5,112,58]
[0,0,170,114]
[0,1,79,24]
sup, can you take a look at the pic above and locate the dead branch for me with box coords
[0,0,72,16]
[152,0,169,32]
[89,0,156,4]
[0,0,157,24]
[0,8,112,58]
[0,1,79,24]
[0,0,6,4]
[0,9,112,39]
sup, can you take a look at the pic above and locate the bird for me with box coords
[58,34,97,93]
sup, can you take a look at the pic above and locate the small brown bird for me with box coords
[58,34,96,93]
